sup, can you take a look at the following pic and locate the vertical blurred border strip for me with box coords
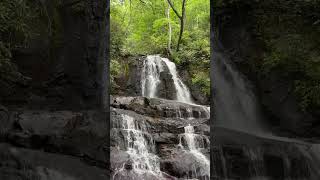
[210,0,214,178]
[106,0,111,178]
[96,0,110,178]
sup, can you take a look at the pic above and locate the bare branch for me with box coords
[166,0,182,19]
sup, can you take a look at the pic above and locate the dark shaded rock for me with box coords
[157,64,176,100]
[211,126,320,179]
[124,160,134,170]
[152,133,177,144]
[0,104,10,133]
[0,143,108,180]
[3,110,109,168]
[264,154,284,179]
[1,0,108,110]
[113,56,144,96]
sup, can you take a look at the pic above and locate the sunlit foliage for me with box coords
[111,0,210,96]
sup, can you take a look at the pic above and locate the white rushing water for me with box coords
[113,114,163,179]
[179,124,210,179]
[141,56,164,98]
[212,52,264,134]
[161,58,193,103]
[141,55,193,104]
[140,55,210,179]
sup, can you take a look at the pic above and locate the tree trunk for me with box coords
[176,0,186,51]
[166,2,172,55]
[166,0,186,52]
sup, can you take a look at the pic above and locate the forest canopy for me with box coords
[111,0,210,96]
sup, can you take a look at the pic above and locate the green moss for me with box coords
[191,71,210,96]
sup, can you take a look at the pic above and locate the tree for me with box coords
[167,0,186,52]
[166,0,172,55]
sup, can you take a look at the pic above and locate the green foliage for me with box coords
[0,0,65,85]
[0,42,16,76]
[252,2,320,111]
[0,0,38,47]
[110,58,121,91]
[295,80,320,111]
[110,0,210,97]
[192,71,210,96]
[0,0,39,84]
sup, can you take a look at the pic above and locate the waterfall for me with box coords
[139,54,210,179]
[178,124,210,179]
[161,58,193,103]
[141,56,164,98]
[212,51,264,133]
[113,114,163,179]
[141,55,193,104]
[212,49,319,179]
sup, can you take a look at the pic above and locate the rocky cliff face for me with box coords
[1,0,108,110]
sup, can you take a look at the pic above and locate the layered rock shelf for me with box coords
[0,108,108,180]
[110,96,210,179]
[212,127,319,179]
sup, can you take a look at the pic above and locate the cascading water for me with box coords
[140,55,210,179]
[141,55,193,104]
[212,51,264,133]
[178,124,210,179]
[212,48,320,179]
[113,114,164,179]
[141,56,164,98]
[161,58,193,103]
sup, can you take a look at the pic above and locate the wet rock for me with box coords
[110,97,210,179]
[160,149,210,179]
[111,96,210,119]
[157,64,176,100]
[153,133,177,144]
[0,143,108,180]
